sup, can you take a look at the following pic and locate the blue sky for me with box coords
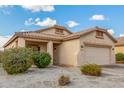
[0,5,124,37]
[0,5,124,49]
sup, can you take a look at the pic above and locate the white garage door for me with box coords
[85,46,110,65]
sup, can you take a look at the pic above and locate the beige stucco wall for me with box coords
[5,37,26,49]
[18,38,25,47]
[4,39,18,49]
[56,39,80,66]
[115,46,124,54]
[80,31,114,45]
[63,30,71,35]
[41,29,56,34]
[47,41,53,64]
[78,31,115,65]
[40,43,47,52]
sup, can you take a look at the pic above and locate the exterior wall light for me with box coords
[112,48,114,50]
[112,46,115,50]
[81,45,84,48]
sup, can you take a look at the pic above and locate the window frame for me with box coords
[96,31,104,39]
[55,29,64,35]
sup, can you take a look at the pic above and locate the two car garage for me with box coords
[85,45,111,65]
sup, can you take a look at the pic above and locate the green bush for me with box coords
[116,53,124,61]
[33,52,51,68]
[80,64,101,76]
[2,48,33,75]
[58,75,70,86]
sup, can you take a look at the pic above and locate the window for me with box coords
[30,46,40,52]
[55,29,64,35]
[96,31,104,38]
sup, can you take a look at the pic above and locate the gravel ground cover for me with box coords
[0,64,124,88]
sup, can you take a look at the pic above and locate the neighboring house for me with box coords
[115,37,124,54]
[3,25,117,66]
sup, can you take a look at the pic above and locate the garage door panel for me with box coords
[85,46,110,65]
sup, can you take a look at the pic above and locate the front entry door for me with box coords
[53,46,58,65]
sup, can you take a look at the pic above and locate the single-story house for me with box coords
[115,37,124,54]
[4,25,117,66]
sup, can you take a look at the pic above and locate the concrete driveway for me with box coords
[0,64,124,88]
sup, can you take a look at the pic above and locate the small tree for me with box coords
[2,48,33,75]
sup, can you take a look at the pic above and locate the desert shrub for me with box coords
[2,48,33,75]
[58,75,70,86]
[80,64,101,76]
[33,52,51,68]
[0,51,3,63]
[116,53,124,61]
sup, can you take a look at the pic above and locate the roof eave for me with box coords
[3,34,18,48]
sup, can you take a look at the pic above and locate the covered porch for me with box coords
[17,38,61,65]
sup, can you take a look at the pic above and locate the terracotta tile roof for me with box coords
[29,25,72,34]
[3,32,64,47]
[15,32,64,40]
[3,26,117,48]
[64,26,117,42]
[115,37,124,46]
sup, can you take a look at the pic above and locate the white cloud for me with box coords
[35,17,40,22]
[107,29,114,35]
[20,29,27,32]
[21,5,55,12]
[24,17,56,27]
[90,14,106,21]
[0,5,8,8]
[0,5,13,15]
[24,18,34,25]
[0,5,13,8]
[0,35,12,51]
[120,34,124,37]
[2,10,11,15]
[35,17,56,27]
[66,21,79,28]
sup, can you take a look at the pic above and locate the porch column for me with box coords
[47,41,53,64]
[18,38,26,47]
